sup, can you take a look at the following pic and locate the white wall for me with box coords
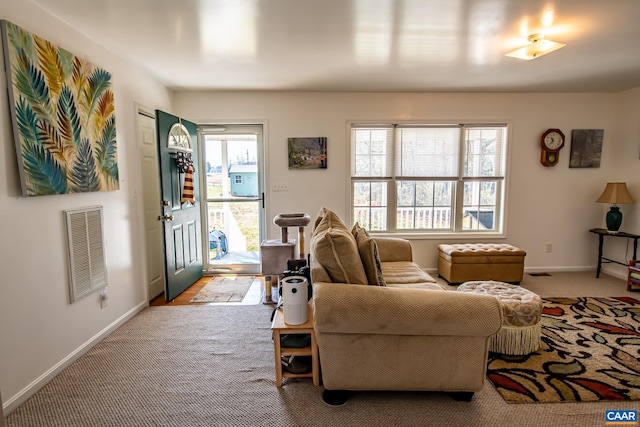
[174,90,636,275]
[616,87,640,227]
[604,87,640,277]
[0,1,172,411]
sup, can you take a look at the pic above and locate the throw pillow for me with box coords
[312,206,349,235]
[352,223,387,286]
[310,208,368,285]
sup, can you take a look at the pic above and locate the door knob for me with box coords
[158,214,174,222]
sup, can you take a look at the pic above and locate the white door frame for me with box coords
[198,123,267,274]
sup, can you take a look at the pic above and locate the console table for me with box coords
[589,228,639,278]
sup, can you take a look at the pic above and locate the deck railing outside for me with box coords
[354,207,452,230]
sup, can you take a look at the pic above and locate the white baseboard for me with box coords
[524,266,595,273]
[598,267,628,281]
[424,265,629,280]
[3,301,148,414]
[525,265,627,281]
[423,266,598,275]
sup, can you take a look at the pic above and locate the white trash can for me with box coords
[281,276,308,325]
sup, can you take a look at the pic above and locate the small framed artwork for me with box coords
[288,137,327,169]
[569,129,604,168]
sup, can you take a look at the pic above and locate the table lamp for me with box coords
[595,182,635,233]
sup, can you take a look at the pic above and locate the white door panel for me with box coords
[138,111,165,300]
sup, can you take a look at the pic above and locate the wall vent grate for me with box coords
[65,206,107,303]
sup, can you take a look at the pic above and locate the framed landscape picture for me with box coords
[288,137,327,169]
[1,20,119,196]
[569,129,604,168]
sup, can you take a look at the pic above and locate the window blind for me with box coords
[463,126,506,178]
[351,125,394,178]
[394,125,460,178]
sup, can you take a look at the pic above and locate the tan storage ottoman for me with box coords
[437,243,526,284]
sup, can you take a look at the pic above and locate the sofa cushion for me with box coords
[380,261,438,288]
[352,224,386,286]
[311,208,368,285]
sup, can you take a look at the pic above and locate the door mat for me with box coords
[190,275,255,303]
[487,296,640,403]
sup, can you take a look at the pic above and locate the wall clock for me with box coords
[540,128,565,167]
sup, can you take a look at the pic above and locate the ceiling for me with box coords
[31,0,640,93]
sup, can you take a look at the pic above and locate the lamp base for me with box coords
[606,206,622,233]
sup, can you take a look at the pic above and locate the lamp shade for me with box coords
[596,182,635,232]
[595,182,635,204]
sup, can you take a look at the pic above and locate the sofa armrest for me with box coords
[312,282,502,337]
[374,237,413,262]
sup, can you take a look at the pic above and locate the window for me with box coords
[234,174,243,184]
[351,123,507,234]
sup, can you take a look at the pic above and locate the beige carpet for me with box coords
[5,272,639,427]
[190,275,255,303]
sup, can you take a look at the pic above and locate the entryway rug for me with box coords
[190,275,255,303]
[487,296,640,404]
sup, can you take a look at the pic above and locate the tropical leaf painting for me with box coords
[1,20,118,196]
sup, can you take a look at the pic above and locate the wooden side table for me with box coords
[589,228,639,278]
[270,304,319,387]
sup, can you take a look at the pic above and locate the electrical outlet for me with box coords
[100,288,109,309]
[272,182,289,192]
[545,242,552,253]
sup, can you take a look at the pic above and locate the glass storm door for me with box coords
[200,125,265,274]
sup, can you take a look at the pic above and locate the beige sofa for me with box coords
[309,208,503,403]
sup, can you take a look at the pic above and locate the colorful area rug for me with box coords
[190,276,255,303]
[487,297,640,403]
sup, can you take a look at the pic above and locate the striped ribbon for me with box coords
[181,165,195,204]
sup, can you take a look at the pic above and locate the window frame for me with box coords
[348,121,509,239]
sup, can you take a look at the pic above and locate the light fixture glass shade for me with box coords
[595,182,635,205]
[505,34,566,60]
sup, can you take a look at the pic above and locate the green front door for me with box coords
[156,110,203,301]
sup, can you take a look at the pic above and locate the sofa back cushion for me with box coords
[310,208,368,285]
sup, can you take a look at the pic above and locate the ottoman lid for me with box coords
[438,243,526,257]
[458,280,542,326]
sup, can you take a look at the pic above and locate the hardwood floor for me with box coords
[149,275,276,306]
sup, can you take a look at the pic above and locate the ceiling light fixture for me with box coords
[505,33,565,60]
